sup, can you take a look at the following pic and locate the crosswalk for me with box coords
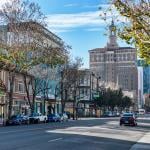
[46,120,147,143]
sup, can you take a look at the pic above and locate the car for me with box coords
[29,113,47,124]
[47,113,61,122]
[120,113,137,126]
[114,112,120,117]
[103,111,115,117]
[138,109,145,115]
[6,115,29,125]
[60,113,68,122]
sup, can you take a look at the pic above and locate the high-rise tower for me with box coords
[89,21,138,108]
[107,20,118,48]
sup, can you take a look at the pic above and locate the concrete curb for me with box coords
[130,132,150,150]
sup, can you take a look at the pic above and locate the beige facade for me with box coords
[89,21,138,105]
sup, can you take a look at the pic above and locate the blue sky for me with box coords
[31,0,129,67]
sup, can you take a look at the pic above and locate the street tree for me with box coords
[59,57,83,119]
[112,0,150,64]
[100,0,150,63]
[94,87,132,112]
[121,96,133,110]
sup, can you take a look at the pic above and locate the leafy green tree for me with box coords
[112,0,150,64]
[121,96,133,109]
[94,87,132,112]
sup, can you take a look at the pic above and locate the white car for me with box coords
[29,113,47,123]
[60,113,68,122]
[138,109,145,115]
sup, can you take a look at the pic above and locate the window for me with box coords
[28,84,32,94]
[80,77,84,84]
[18,82,24,93]
[81,89,84,94]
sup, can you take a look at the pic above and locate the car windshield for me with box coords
[123,113,133,117]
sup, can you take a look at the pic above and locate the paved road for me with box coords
[0,117,150,150]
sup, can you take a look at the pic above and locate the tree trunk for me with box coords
[23,75,35,115]
[8,72,15,119]
[73,90,76,120]
[61,89,67,113]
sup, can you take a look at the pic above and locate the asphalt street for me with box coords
[0,117,150,150]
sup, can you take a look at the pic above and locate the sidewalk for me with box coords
[130,132,150,150]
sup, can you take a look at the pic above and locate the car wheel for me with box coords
[44,118,46,123]
[37,119,40,124]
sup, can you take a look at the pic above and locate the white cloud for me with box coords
[46,11,106,33]
[46,9,127,33]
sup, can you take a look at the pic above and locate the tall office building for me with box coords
[137,60,150,108]
[89,21,138,105]
[143,66,150,94]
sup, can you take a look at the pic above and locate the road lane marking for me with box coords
[48,138,63,143]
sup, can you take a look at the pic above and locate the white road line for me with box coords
[48,138,63,143]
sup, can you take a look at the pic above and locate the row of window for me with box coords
[90,53,136,62]
[7,81,32,94]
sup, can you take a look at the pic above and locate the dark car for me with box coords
[120,113,137,126]
[6,115,29,125]
[47,114,61,122]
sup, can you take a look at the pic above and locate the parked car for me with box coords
[120,113,137,126]
[6,115,29,125]
[47,113,61,122]
[113,112,120,117]
[60,113,68,122]
[138,109,145,115]
[29,113,47,124]
[103,111,115,117]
